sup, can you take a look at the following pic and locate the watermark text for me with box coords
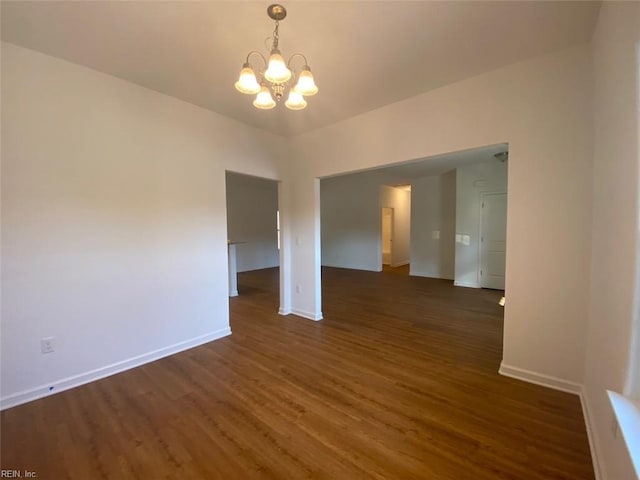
[1,470,38,478]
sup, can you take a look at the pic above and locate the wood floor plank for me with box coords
[1,266,594,479]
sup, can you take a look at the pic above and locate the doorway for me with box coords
[381,207,394,266]
[480,192,507,290]
[225,171,280,303]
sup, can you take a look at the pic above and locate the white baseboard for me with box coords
[454,281,481,288]
[498,362,602,479]
[581,387,604,480]
[229,290,238,297]
[236,263,279,273]
[410,271,454,280]
[498,362,582,394]
[1,327,232,411]
[292,309,323,321]
[321,263,380,273]
[279,307,292,315]
[391,261,409,267]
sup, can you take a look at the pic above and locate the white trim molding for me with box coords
[391,261,409,268]
[453,281,481,289]
[1,327,232,411]
[291,309,323,321]
[498,362,582,394]
[321,263,381,273]
[582,388,604,480]
[499,362,602,479]
[410,271,454,280]
[278,307,293,316]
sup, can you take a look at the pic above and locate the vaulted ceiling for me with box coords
[1,1,601,137]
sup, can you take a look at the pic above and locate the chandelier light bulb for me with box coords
[264,49,292,84]
[235,63,261,94]
[253,84,276,109]
[293,66,318,96]
[285,90,307,110]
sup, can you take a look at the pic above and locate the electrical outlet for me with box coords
[41,337,56,354]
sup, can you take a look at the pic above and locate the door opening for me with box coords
[225,171,280,305]
[381,207,394,266]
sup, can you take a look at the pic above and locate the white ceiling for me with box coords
[1,1,601,137]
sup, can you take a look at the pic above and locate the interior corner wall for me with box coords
[225,172,279,273]
[320,174,381,271]
[584,2,640,479]
[410,171,456,279]
[454,160,508,288]
[380,185,410,267]
[320,173,411,272]
[288,43,593,386]
[1,42,284,408]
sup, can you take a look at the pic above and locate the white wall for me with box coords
[287,168,321,320]
[584,2,640,479]
[454,160,508,288]
[320,172,411,271]
[410,171,456,279]
[1,43,285,408]
[287,44,593,387]
[226,172,279,273]
[320,173,381,271]
[380,185,410,267]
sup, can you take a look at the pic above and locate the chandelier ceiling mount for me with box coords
[267,4,287,22]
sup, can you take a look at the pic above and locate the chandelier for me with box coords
[234,4,318,110]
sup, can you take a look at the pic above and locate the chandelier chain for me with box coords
[272,21,280,50]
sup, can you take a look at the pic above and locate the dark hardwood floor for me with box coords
[1,267,594,479]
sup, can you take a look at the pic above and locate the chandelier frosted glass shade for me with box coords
[235,4,318,111]
[293,66,318,96]
[253,84,276,109]
[264,50,292,83]
[284,90,307,110]
[234,63,261,94]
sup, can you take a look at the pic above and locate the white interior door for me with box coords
[480,193,507,290]
[381,207,394,266]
